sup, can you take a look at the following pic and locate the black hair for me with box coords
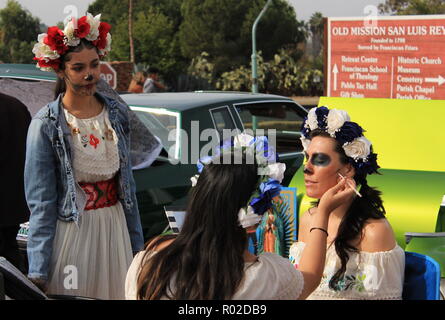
[54,39,98,99]
[308,130,386,291]
[136,152,260,299]
[146,66,159,75]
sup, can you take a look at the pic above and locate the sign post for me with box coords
[326,15,445,100]
[100,62,117,90]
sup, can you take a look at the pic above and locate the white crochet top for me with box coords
[64,107,120,182]
[289,241,405,300]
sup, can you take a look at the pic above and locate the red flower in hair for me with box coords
[34,57,61,71]
[44,26,68,55]
[93,22,111,49]
[75,16,91,39]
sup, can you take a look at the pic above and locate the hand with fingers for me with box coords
[318,176,357,215]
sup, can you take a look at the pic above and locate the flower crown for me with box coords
[32,13,112,72]
[190,133,286,229]
[300,106,379,175]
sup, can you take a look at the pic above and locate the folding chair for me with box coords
[0,257,95,300]
[403,251,441,300]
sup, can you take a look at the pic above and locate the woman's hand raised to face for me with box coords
[318,176,357,215]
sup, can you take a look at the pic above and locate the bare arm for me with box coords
[297,177,356,299]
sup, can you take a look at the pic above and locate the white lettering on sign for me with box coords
[429,25,445,35]
[397,66,421,74]
[397,75,423,84]
[421,57,442,64]
[397,84,414,92]
[398,56,420,64]
[100,73,114,82]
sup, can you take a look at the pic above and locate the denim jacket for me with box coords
[25,92,144,280]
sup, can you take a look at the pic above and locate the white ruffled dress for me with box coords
[46,107,133,300]
[289,241,405,300]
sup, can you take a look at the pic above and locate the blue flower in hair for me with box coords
[197,155,212,173]
[315,106,329,129]
[336,122,364,145]
[249,179,282,215]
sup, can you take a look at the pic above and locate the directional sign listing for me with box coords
[326,15,445,100]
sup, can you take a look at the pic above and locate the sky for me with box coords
[0,0,387,26]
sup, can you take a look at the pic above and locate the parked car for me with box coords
[1,64,308,240]
[121,92,307,239]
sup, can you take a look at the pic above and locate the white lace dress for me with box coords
[289,241,405,300]
[46,107,133,300]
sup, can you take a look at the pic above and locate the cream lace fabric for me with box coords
[289,241,405,300]
[63,107,120,179]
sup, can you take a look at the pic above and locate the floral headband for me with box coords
[300,106,379,175]
[190,133,286,229]
[32,13,112,72]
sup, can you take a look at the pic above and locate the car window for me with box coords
[209,106,236,138]
[235,102,306,154]
[131,107,180,159]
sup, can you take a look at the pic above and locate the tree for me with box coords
[88,0,183,31]
[0,0,41,63]
[179,0,306,75]
[378,0,445,15]
[88,0,185,81]
[308,12,324,57]
[110,8,182,78]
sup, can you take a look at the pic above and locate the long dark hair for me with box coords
[136,152,259,299]
[54,39,98,99]
[309,130,386,291]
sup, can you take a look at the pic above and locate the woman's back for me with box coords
[126,249,304,300]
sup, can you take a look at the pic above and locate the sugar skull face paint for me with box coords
[303,136,352,199]
[305,152,332,167]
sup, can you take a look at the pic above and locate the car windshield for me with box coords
[130,106,180,159]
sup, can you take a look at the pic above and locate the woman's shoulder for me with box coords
[359,218,397,253]
[238,252,303,299]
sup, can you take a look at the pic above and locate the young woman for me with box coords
[289,106,405,300]
[125,134,357,300]
[25,13,147,299]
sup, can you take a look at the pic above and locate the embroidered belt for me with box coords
[79,177,118,211]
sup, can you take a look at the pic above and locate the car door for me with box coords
[231,100,308,186]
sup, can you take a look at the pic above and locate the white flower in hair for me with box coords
[190,174,199,187]
[300,136,311,151]
[32,34,60,60]
[327,109,350,137]
[85,13,101,41]
[267,163,286,183]
[63,20,81,47]
[99,33,112,56]
[306,107,319,130]
[343,136,371,160]
[234,132,254,148]
[238,206,262,229]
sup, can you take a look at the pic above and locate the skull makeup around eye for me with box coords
[310,153,331,167]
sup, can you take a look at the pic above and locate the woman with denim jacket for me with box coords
[25,14,149,299]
